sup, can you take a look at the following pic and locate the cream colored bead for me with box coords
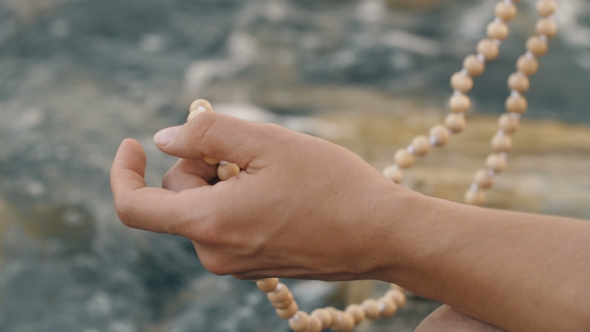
[477,39,499,61]
[536,19,558,39]
[450,72,474,93]
[272,298,293,310]
[505,95,528,114]
[325,307,340,328]
[486,153,507,173]
[256,278,279,293]
[536,0,557,17]
[508,72,530,93]
[203,156,220,165]
[527,36,548,57]
[333,312,355,332]
[307,316,323,332]
[362,299,381,319]
[394,149,415,169]
[189,99,214,113]
[487,21,509,40]
[390,290,406,307]
[217,162,240,181]
[311,309,332,328]
[463,54,485,77]
[288,312,311,332]
[474,169,494,189]
[276,301,299,319]
[430,125,451,147]
[517,55,539,76]
[498,113,520,134]
[492,134,513,153]
[267,284,291,303]
[412,135,431,156]
[345,304,366,324]
[495,1,517,21]
[445,113,466,133]
[465,190,486,206]
[449,93,472,113]
[379,297,398,318]
[383,165,403,184]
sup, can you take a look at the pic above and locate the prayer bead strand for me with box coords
[465,0,557,205]
[383,0,518,184]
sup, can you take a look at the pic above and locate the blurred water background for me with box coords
[0,0,589,331]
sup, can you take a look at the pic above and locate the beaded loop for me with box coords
[186,0,557,328]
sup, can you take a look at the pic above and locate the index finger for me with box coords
[110,139,200,234]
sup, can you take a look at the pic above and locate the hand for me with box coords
[110,111,416,281]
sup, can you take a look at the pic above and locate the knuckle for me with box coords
[188,112,218,147]
[114,196,132,228]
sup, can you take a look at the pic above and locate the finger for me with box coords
[162,158,216,192]
[111,139,211,234]
[154,111,274,169]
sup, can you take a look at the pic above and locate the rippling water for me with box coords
[0,0,588,331]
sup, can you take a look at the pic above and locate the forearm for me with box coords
[380,190,590,332]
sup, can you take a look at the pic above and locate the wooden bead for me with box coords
[495,1,517,21]
[465,190,486,206]
[499,113,519,134]
[189,99,214,113]
[362,299,381,319]
[450,72,473,93]
[526,36,548,57]
[505,95,528,114]
[378,297,398,318]
[325,307,340,327]
[390,290,406,307]
[267,284,291,303]
[487,21,509,40]
[517,55,539,76]
[486,153,507,173]
[217,162,240,181]
[507,73,530,93]
[430,125,451,147]
[333,312,355,332]
[463,54,485,77]
[474,169,494,189]
[311,309,332,328]
[256,278,279,293]
[445,113,466,133]
[273,298,293,310]
[449,93,472,113]
[307,316,323,332]
[492,134,513,153]
[477,39,499,61]
[394,149,415,169]
[536,19,558,39]
[536,0,557,17]
[383,165,403,184]
[288,312,311,332]
[345,304,366,324]
[203,156,220,165]
[276,301,299,319]
[412,135,431,156]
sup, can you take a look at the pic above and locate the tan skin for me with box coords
[111,111,590,332]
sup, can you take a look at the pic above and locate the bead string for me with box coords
[183,0,558,330]
[383,0,521,185]
[465,0,558,205]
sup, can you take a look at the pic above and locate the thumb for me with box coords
[154,111,270,168]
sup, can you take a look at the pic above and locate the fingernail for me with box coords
[154,126,181,146]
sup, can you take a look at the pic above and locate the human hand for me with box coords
[110,111,417,281]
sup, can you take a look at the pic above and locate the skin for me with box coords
[111,111,590,332]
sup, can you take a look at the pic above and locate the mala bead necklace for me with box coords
[184,0,558,331]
